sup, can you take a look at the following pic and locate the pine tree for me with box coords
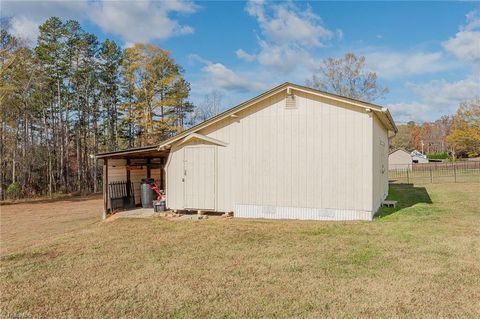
[121,44,192,146]
[1,17,195,199]
[35,17,68,194]
[98,39,122,151]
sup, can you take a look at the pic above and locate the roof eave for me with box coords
[157,82,398,149]
[157,82,291,150]
[95,146,162,159]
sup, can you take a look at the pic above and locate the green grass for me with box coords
[1,183,479,318]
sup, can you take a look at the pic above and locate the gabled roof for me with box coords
[389,148,410,156]
[177,133,228,147]
[158,82,397,150]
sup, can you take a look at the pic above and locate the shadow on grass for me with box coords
[375,183,432,219]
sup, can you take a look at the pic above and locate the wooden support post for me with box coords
[160,157,165,190]
[126,158,131,203]
[102,158,108,219]
[126,158,131,181]
[429,166,433,183]
[453,163,457,183]
[147,158,151,179]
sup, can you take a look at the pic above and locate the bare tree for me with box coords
[306,52,388,102]
[192,90,224,124]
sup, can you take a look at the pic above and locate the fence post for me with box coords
[406,168,410,184]
[430,166,433,183]
[453,163,457,183]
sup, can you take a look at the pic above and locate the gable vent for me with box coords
[285,94,297,109]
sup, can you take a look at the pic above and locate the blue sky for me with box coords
[3,0,480,123]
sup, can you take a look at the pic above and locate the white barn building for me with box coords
[97,83,397,221]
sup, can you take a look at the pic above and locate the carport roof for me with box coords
[95,145,169,159]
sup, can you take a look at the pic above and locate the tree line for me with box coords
[1,17,196,199]
[307,53,479,160]
[390,98,480,159]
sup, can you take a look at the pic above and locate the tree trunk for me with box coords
[93,101,99,193]
[12,126,19,183]
[0,121,4,200]
[43,109,53,196]
[65,102,70,192]
[58,79,66,192]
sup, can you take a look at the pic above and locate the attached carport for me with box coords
[95,146,170,218]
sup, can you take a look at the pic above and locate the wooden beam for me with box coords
[126,158,131,205]
[147,158,151,178]
[126,159,131,181]
[102,158,108,219]
[160,157,165,190]
[125,164,162,170]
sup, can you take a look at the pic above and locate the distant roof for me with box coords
[389,149,410,155]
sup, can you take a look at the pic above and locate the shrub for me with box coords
[6,182,21,200]
[427,152,449,160]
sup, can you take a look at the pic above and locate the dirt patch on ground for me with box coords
[0,195,102,255]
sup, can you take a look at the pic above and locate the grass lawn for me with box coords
[1,183,479,318]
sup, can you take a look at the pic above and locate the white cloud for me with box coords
[255,40,316,73]
[2,0,89,43]
[191,54,268,92]
[235,49,256,62]
[202,63,266,92]
[388,75,480,122]
[388,102,433,123]
[1,0,198,45]
[89,0,198,44]
[443,10,480,63]
[246,0,333,47]
[188,53,211,65]
[9,16,39,45]
[443,31,480,63]
[237,0,337,73]
[364,10,480,82]
[411,76,480,108]
[367,51,453,79]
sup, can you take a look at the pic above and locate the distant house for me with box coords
[389,149,412,170]
[96,83,397,221]
[411,150,429,164]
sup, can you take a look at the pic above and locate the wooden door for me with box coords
[184,146,216,210]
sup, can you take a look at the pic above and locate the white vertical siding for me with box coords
[165,146,184,210]
[166,90,380,220]
[372,113,389,214]
[184,145,216,210]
